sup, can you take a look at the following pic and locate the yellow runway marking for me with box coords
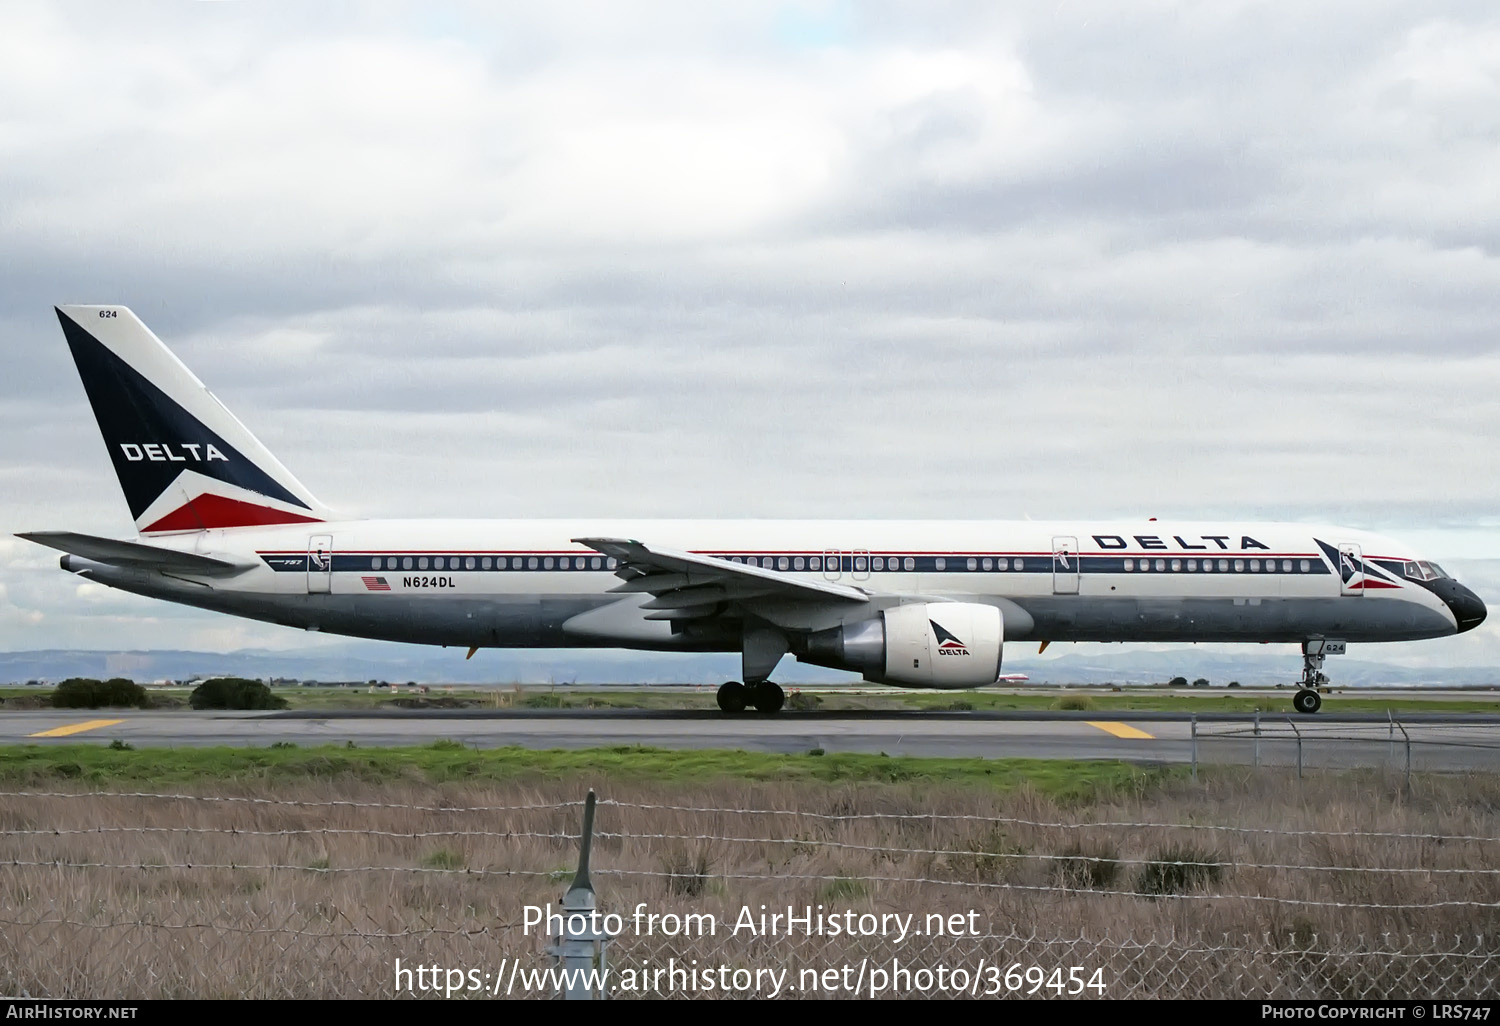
[28,719,124,738]
[1086,721,1154,740]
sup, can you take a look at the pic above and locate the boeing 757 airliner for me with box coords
[19,306,1487,715]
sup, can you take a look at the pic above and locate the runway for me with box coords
[4,708,1499,771]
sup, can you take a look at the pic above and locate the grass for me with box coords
[6,684,1500,716]
[0,743,1170,803]
[3,766,1498,998]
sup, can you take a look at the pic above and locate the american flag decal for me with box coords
[362,576,391,592]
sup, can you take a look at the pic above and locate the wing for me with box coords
[17,531,251,577]
[572,537,870,620]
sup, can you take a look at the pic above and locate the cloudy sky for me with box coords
[1,2,1497,672]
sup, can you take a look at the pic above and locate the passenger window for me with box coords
[871,557,883,571]
[544,557,555,569]
[1187,560,1197,571]
[592,557,602,569]
[967,558,977,571]
[482,557,492,570]
[778,557,789,570]
[1154,559,1165,572]
[1218,559,1229,572]
[1013,558,1024,571]
[904,557,915,571]
[607,558,617,569]
[496,557,508,570]
[370,558,381,570]
[419,557,429,570]
[1201,560,1211,572]
[1171,559,1181,572]
[1124,559,1134,571]
[854,557,867,571]
[810,556,821,570]
[403,557,413,570]
[1250,560,1260,572]
[528,557,538,570]
[982,558,992,571]
[794,557,805,570]
[1234,560,1244,572]
[1282,560,1292,572]
[997,558,1008,571]
[1300,560,1310,572]
[935,558,946,571]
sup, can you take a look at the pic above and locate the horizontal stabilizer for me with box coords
[17,531,251,577]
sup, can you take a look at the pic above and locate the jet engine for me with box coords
[800,602,1004,689]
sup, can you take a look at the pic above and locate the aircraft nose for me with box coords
[1439,580,1487,634]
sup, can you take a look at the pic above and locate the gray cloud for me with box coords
[1,2,1497,664]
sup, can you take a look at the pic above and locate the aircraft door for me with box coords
[852,549,870,582]
[307,534,333,594]
[1052,536,1080,594]
[822,549,842,581]
[1338,543,1363,596]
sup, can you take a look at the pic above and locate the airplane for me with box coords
[17,306,1487,716]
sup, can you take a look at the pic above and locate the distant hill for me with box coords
[1,643,1494,688]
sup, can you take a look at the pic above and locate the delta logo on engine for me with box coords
[930,620,970,656]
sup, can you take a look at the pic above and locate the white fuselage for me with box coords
[66,519,1464,661]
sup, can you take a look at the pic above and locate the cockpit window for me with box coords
[1406,561,1446,581]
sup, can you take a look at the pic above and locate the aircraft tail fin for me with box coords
[53,305,334,535]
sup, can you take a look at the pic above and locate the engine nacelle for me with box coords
[800,602,1004,689]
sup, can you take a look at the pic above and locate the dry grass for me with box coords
[1,768,1498,998]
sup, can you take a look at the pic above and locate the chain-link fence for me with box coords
[1191,715,1500,784]
[2,781,1497,998]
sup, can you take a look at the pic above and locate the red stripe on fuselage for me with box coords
[141,494,324,534]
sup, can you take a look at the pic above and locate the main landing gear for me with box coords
[716,680,785,714]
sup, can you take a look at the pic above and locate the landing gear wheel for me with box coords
[717,680,747,714]
[1293,688,1322,715]
[750,681,785,714]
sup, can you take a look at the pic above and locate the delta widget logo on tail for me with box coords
[930,620,970,656]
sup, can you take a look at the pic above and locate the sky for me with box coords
[1,2,1497,673]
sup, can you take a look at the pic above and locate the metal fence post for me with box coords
[1253,710,1260,768]
[1190,714,1198,782]
[1395,718,1411,796]
[1286,717,1302,780]
[1388,709,1395,765]
[547,790,612,999]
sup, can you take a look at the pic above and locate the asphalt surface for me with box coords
[4,708,1499,771]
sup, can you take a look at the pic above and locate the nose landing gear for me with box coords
[716,680,784,714]
[1295,638,1338,715]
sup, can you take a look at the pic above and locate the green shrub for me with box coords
[1052,695,1094,711]
[662,848,713,897]
[52,677,149,709]
[1052,842,1120,890]
[420,849,464,870]
[1136,845,1222,896]
[189,678,288,711]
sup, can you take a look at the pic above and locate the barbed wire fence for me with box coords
[1,783,1497,999]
